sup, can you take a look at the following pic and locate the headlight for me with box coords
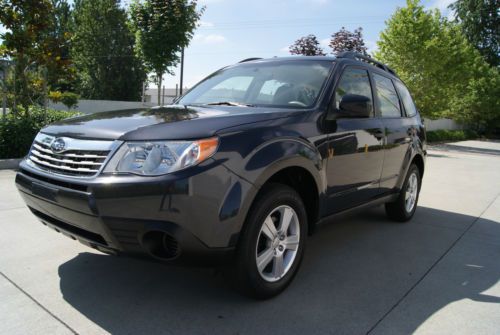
[106,137,219,176]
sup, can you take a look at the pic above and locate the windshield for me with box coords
[178,60,334,109]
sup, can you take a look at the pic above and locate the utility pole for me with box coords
[42,67,48,110]
[162,85,165,106]
[141,82,145,105]
[12,66,16,112]
[1,89,5,118]
[180,47,185,96]
[1,67,6,118]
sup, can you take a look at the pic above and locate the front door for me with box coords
[324,66,385,214]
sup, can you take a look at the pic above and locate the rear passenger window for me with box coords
[394,81,417,117]
[333,68,373,113]
[373,73,401,117]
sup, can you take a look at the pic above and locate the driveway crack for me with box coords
[366,192,500,335]
[0,271,79,335]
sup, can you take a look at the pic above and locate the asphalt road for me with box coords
[1,140,499,335]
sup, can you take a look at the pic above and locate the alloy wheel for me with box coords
[255,205,300,282]
[405,172,418,213]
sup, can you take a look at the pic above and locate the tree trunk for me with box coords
[157,72,162,106]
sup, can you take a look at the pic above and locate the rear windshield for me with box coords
[177,60,334,109]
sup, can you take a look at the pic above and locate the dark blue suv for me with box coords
[16,52,426,298]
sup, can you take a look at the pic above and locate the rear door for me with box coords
[324,66,385,214]
[371,72,412,192]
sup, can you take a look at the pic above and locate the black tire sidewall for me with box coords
[236,184,307,299]
[385,164,421,222]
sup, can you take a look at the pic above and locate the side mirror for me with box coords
[338,94,372,118]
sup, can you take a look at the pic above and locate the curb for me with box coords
[0,158,22,170]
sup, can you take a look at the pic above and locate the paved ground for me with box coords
[1,140,499,335]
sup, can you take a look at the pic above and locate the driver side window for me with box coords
[333,68,373,114]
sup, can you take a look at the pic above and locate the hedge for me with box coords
[426,129,479,143]
[0,107,80,159]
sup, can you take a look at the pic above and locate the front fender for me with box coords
[245,137,326,191]
[217,136,327,246]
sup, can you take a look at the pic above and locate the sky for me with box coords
[163,0,454,88]
[1,0,455,89]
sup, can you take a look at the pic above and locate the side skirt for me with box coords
[315,192,399,228]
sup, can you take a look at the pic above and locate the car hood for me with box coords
[41,105,303,140]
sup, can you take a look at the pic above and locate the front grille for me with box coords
[28,134,114,177]
[20,169,89,192]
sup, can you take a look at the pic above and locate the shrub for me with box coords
[49,91,80,110]
[48,91,63,103]
[60,92,79,110]
[426,129,479,143]
[0,107,80,159]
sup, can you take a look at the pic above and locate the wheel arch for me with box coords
[396,152,426,191]
[412,153,425,179]
[262,165,321,234]
[226,136,327,248]
[237,157,325,245]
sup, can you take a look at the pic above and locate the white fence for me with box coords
[48,99,175,114]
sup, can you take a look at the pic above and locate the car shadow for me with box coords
[57,206,500,334]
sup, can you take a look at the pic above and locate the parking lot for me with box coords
[1,140,499,335]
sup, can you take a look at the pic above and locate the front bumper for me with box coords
[15,159,254,264]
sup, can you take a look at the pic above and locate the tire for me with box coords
[232,183,307,299]
[385,164,421,222]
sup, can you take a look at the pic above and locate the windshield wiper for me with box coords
[206,101,255,107]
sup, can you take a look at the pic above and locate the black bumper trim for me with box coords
[30,207,108,246]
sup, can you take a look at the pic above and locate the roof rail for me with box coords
[336,51,397,77]
[239,57,263,63]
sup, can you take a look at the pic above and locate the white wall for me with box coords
[425,118,463,131]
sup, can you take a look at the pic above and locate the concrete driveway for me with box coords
[1,140,499,335]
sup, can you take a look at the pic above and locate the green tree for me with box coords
[130,0,203,105]
[375,0,500,130]
[0,0,55,114]
[46,0,75,92]
[450,0,500,67]
[450,64,500,130]
[72,0,146,101]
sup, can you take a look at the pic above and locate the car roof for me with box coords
[239,55,399,81]
[241,56,337,63]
